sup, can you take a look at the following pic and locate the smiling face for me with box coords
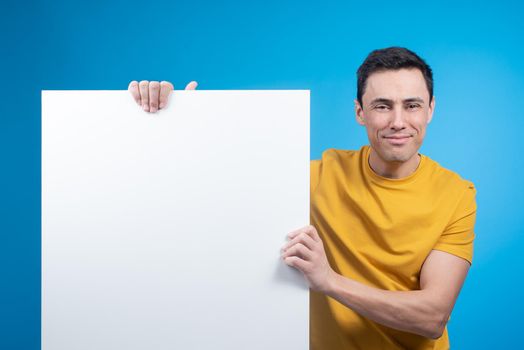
[355,68,435,168]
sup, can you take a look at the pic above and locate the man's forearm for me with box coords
[324,271,448,339]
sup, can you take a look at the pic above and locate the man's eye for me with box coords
[376,105,389,110]
[407,104,421,109]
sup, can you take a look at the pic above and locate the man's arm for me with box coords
[282,226,471,339]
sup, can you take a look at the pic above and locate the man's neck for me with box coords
[368,148,421,179]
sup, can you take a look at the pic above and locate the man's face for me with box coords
[355,68,435,164]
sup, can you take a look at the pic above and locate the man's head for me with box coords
[355,47,435,165]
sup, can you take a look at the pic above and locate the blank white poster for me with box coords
[41,90,310,350]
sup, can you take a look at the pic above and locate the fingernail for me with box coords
[143,104,149,112]
[159,102,165,109]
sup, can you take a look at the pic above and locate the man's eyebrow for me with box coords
[403,97,425,103]
[368,97,426,106]
[369,98,393,106]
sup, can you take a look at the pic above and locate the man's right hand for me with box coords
[128,80,198,113]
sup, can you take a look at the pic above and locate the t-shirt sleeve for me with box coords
[433,181,477,265]
[310,159,322,195]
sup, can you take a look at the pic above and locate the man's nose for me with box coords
[390,107,406,130]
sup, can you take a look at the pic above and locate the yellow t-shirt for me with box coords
[310,145,477,350]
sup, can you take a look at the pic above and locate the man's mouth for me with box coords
[383,134,412,145]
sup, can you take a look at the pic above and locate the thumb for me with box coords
[185,81,198,90]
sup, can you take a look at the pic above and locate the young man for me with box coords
[128,47,476,349]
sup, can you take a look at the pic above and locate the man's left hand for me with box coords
[281,225,336,293]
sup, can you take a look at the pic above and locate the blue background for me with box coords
[2,0,523,348]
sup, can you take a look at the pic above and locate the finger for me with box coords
[284,256,309,272]
[185,81,198,90]
[282,232,316,252]
[287,226,307,239]
[288,225,320,242]
[159,81,173,109]
[148,81,160,113]
[138,81,150,112]
[282,243,312,261]
[128,81,141,105]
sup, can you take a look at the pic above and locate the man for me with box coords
[128,47,476,349]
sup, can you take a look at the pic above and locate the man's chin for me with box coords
[381,149,415,163]
[385,156,410,163]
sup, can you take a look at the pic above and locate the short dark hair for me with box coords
[356,47,433,106]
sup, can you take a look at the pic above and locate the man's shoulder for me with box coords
[311,146,366,166]
[423,155,476,193]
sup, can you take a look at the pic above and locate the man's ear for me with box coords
[427,96,435,124]
[355,99,365,126]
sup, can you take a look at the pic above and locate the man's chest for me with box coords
[310,180,454,289]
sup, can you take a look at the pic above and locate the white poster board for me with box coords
[42,90,310,350]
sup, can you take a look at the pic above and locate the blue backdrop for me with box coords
[2,0,523,348]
